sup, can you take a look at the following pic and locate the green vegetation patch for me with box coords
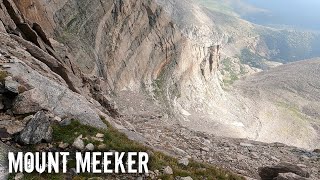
[0,70,8,83]
[151,152,244,180]
[239,48,266,69]
[52,119,148,152]
[220,58,245,87]
[9,118,244,180]
[276,101,308,121]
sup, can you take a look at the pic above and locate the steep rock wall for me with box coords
[10,0,226,112]
[1,0,264,140]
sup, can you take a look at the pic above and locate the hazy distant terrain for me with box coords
[196,0,320,64]
[198,0,320,31]
[243,0,320,31]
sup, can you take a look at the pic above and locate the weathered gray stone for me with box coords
[18,111,52,144]
[58,142,69,149]
[201,147,209,152]
[14,173,24,180]
[69,168,78,176]
[88,177,103,180]
[259,163,310,180]
[0,141,16,179]
[59,118,72,126]
[23,115,34,122]
[97,144,107,150]
[178,157,189,166]
[91,137,104,142]
[0,20,5,33]
[5,76,20,94]
[240,142,255,147]
[12,89,43,114]
[53,116,62,122]
[85,143,95,151]
[96,133,104,138]
[276,172,309,180]
[5,122,25,135]
[8,58,107,129]
[163,166,173,175]
[72,135,84,150]
[176,177,193,180]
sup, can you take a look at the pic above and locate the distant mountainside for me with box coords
[234,58,320,149]
[198,0,320,31]
[197,0,320,62]
[243,0,320,31]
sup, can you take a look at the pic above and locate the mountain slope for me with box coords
[234,58,320,149]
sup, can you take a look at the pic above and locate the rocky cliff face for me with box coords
[0,0,108,128]
[3,0,228,119]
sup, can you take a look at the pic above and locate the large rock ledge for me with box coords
[0,32,106,129]
[8,64,107,128]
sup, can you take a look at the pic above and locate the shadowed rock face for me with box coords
[0,141,14,180]
[258,163,310,180]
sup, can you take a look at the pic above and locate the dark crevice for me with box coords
[209,53,213,72]
[2,0,23,25]
[32,23,53,49]
[143,4,156,27]
[16,23,43,48]
[10,35,80,94]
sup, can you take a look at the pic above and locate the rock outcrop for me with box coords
[18,111,52,145]
[258,163,310,180]
[276,173,309,180]
[0,31,107,129]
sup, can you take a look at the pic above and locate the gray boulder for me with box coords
[4,76,20,94]
[178,157,189,166]
[0,141,17,180]
[276,173,309,180]
[85,143,95,151]
[18,111,53,144]
[12,89,42,114]
[259,163,310,180]
[163,166,173,175]
[8,58,106,129]
[72,135,85,150]
[175,177,193,180]
[14,173,24,180]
